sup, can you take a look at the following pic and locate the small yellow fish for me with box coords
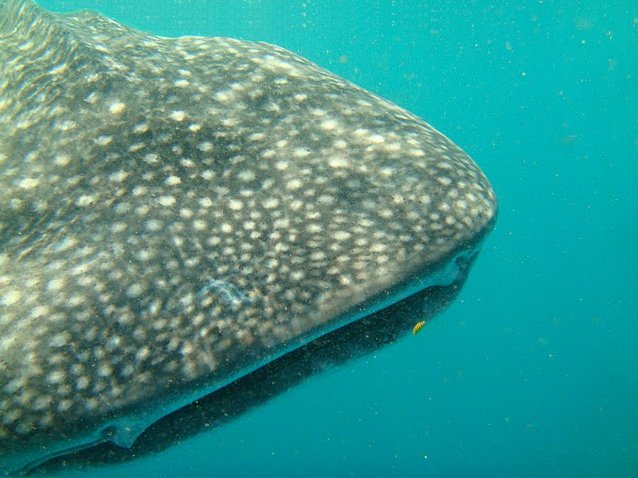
[412,320,426,335]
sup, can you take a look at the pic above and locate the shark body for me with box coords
[0,0,496,473]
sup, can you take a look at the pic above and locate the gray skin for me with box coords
[0,0,497,473]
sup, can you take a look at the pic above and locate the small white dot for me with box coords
[328,156,349,169]
[290,270,305,281]
[136,346,150,361]
[437,176,453,186]
[129,142,145,152]
[238,170,256,182]
[54,154,71,166]
[248,132,266,141]
[109,101,126,114]
[286,178,303,191]
[165,175,182,186]
[145,219,163,231]
[275,160,289,171]
[17,177,39,189]
[293,148,310,158]
[228,199,243,211]
[262,198,279,209]
[134,123,149,134]
[170,110,187,122]
[198,141,213,152]
[310,251,326,261]
[109,170,128,182]
[158,195,176,207]
[332,230,351,241]
[77,377,90,390]
[199,197,213,208]
[370,243,387,253]
[96,363,112,378]
[49,332,71,347]
[132,186,147,196]
[201,170,215,180]
[261,149,276,159]
[126,283,144,297]
[112,222,127,233]
[320,119,338,131]
[95,135,112,146]
[75,195,92,207]
[47,277,65,291]
[214,89,235,102]
[46,370,65,385]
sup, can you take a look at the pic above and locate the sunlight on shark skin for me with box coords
[0,0,497,473]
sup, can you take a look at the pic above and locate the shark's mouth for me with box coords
[21,246,480,475]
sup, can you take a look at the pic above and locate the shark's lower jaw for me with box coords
[20,245,483,475]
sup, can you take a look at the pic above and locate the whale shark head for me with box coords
[0,0,497,473]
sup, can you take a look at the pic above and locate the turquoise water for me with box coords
[33,1,638,477]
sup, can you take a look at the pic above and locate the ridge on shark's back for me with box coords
[0,0,497,474]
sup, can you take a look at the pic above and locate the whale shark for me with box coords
[0,0,497,473]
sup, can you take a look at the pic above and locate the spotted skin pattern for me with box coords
[0,0,496,472]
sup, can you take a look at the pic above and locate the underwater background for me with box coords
[31,0,638,477]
